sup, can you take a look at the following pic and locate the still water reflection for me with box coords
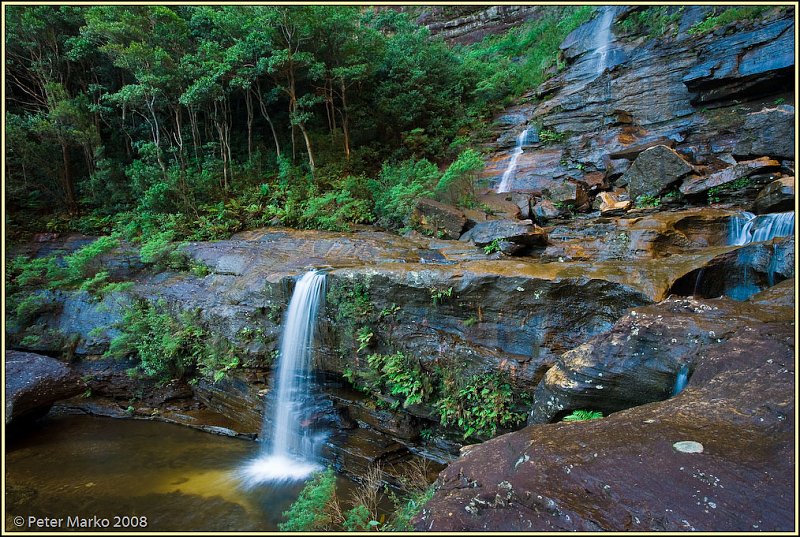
[6,414,341,531]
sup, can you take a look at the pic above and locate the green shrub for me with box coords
[483,238,502,255]
[707,177,752,204]
[538,128,566,144]
[279,468,338,531]
[562,409,603,422]
[369,159,438,229]
[687,6,771,35]
[635,194,661,208]
[616,6,683,38]
[434,149,484,206]
[367,351,427,407]
[436,371,527,438]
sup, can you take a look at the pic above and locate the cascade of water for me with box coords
[672,364,690,396]
[496,128,529,193]
[729,211,795,245]
[239,270,327,486]
[593,8,615,78]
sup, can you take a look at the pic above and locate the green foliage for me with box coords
[617,6,683,39]
[707,177,752,204]
[436,371,527,438]
[459,6,594,114]
[635,194,661,209]
[105,299,238,382]
[562,409,603,422]
[538,128,566,144]
[369,159,438,229]
[367,351,427,407]
[385,485,434,531]
[430,286,453,306]
[356,326,374,353]
[687,6,771,36]
[483,238,502,255]
[279,468,338,531]
[774,97,786,105]
[434,148,484,206]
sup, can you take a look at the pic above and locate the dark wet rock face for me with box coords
[752,176,795,213]
[621,145,694,201]
[670,236,794,301]
[414,314,794,531]
[6,351,85,425]
[733,105,795,160]
[412,198,467,240]
[459,219,548,253]
[680,157,781,196]
[528,291,794,424]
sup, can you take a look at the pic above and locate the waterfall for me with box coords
[729,211,795,245]
[496,128,529,193]
[593,8,615,77]
[239,270,327,486]
[672,364,690,396]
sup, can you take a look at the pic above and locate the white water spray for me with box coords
[729,211,794,245]
[593,8,615,78]
[496,128,529,193]
[239,270,326,486]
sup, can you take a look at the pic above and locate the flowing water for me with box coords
[5,414,359,532]
[728,211,795,245]
[672,364,690,396]
[496,128,529,193]
[239,270,327,486]
[593,8,615,78]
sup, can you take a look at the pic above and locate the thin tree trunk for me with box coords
[245,89,254,162]
[255,82,281,158]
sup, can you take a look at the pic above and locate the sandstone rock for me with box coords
[608,138,678,161]
[752,176,795,213]
[679,157,781,195]
[596,192,631,215]
[683,18,793,105]
[669,236,794,301]
[414,320,794,531]
[528,292,793,425]
[6,351,85,425]
[412,198,467,240]
[733,105,795,160]
[459,219,547,250]
[531,200,560,221]
[621,145,694,201]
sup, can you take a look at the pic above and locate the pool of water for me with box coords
[5,414,346,532]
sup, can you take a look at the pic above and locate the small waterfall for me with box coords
[593,8,615,77]
[496,128,529,193]
[672,364,690,396]
[239,270,327,486]
[729,211,794,245]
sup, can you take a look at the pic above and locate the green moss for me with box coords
[616,6,683,39]
[687,6,772,36]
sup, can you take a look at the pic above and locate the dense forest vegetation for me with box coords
[6,5,593,242]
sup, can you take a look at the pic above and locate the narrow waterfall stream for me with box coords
[496,128,530,193]
[593,7,615,77]
[728,211,795,245]
[240,270,327,486]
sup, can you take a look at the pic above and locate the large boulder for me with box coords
[459,219,548,252]
[733,105,795,160]
[6,351,85,425]
[669,236,794,301]
[414,313,794,531]
[621,145,694,201]
[412,198,467,240]
[680,157,781,196]
[528,289,793,424]
[752,176,795,213]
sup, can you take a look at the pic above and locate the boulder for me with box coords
[621,145,694,201]
[528,291,794,424]
[733,105,795,160]
[414,320,794,531]
[596,192,631,215]
[679,157,781,196]
[459,219,548,250]
[752,176,795,214]
[412,198,468,240]
[6,351,85,425]
[608,138,677,162]
[531,200,560,221]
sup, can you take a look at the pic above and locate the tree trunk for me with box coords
[245,89,254,162]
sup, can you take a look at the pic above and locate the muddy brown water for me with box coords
[5,414,360,532]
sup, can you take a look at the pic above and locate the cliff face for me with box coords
[482,6,794,199]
